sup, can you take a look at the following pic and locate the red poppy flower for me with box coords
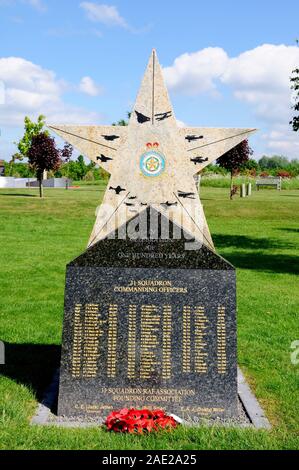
[152,409,166,419]
[156,416,178,430]
[104,408,178,434]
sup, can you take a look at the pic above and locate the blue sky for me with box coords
[0,0,299,160]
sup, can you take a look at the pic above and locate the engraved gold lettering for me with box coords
[107,304,118,378]
[82,304,99,378]
[217,306,227,374]
[127,305,136,379]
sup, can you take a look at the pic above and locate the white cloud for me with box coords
[0,80,5,104]
[79,2,149,34]
[164,44,299,157]
[0,0,47,11]
[79,76,103,96]
[0,57,103,128]
[164,47,229,95]
[260,124,299,157]
[25,0,46,11]
[80,2,128,28]
[221,44,299,122]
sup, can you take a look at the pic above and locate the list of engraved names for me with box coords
[71,280,227,380]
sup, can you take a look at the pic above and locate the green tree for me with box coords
[202,163,228,175]
[217,140,253,199]
[62,155,89,181]
[240,158,259,171]
[60,143,73,189]
[287,159,299,176]
[77,155,88,179]
[112,112,131,126]
[7,153,23,176]
[5,162,35,178]
[16,115,49,159]
[259,155,289,170]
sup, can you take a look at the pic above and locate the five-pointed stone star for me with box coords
[49,50,256,249]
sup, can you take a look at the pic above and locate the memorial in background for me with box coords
[50,50,256,420]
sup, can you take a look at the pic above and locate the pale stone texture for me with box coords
[49,50,256,249]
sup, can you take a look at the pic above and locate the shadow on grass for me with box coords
[220,251,299,275]
[278,228,299,234]
[0,193,38,197]
[214,234,298,274]
[214,234,295,250]
[1,343,60,402]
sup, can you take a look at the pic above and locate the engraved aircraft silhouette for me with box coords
[140,203,148,206]
[178,190,196,199]
[109,186,126,195]
[155,111,172,121]
[135,110,151,124]
[161,201,178,208]
[102,135,120,141]
[190,156,209,165]
[125,202,135,207]
[185,135,204,142]
[128,196,137,200]
[96,154,113,163]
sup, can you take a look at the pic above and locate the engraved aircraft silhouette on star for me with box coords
[185,135,204,142]
[178,191,196,199]
[161,201,178,208]
[97,154,113,163]
[109,185,126,195]
[48,50,256,249]
[102,135,120,141]
[190,156,209,165]
[155,111,172,121]
[135,110,151,124]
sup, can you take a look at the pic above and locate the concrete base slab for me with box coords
[31,368,271,429]
[237,367,271,430]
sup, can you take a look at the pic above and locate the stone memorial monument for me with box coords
[49,50,256,421]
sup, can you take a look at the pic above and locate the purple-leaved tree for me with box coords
[217,139,253,199]
[28,132,61,198]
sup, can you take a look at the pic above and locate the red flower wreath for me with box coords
[104,408,178,434]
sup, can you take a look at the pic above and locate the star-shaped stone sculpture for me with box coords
[49,50,256,249]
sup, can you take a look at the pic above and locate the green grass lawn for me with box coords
[0,185,298,450]
[200,175,299,190]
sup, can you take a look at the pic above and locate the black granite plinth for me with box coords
[58,208,237,420]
